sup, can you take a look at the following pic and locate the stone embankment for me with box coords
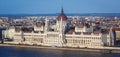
[0,44,120,53]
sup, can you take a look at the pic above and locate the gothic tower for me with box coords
[56,7,67,33]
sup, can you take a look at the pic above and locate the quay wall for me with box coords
[0,44,120,53]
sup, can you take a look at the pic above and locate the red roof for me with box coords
[57,13,67,21]
[36,24,43,27]
[93,31,100,35]
[112,28,120,31]
[76,24,84,28]
[67,29,75,34]
[57,8,67,21]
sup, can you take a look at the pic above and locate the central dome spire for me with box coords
[57,7,67,21]
[61,7,64,14]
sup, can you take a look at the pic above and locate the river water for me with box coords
[0,46,120,57]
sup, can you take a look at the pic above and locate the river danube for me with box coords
[0,46,120,57]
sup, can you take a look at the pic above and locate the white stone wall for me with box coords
[75,27,85,32]
[5,28,15,39]
[75,26,93,32]
[43,32,64,46]
[3,28,114,48]
[34,26,44,31]
[56,21,67,32]
[65,33,103,48]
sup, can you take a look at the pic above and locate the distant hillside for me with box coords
[0,13,120,18]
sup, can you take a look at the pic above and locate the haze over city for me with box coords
[0,0,120,14]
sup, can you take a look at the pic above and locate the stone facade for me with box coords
[2,9,116,48]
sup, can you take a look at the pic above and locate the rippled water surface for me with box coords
[0,46,120,57]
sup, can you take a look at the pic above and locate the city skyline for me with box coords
[0,0,120,14]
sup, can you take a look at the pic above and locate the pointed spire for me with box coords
[57,6,67,21]
[61,6,64,14]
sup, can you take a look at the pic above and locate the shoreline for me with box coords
[0,44,120,53]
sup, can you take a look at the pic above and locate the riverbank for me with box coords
[0,44,120,53]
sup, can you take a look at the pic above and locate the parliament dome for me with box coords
[57,8,67,21]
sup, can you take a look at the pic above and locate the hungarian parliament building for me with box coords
[2,8,116,48]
